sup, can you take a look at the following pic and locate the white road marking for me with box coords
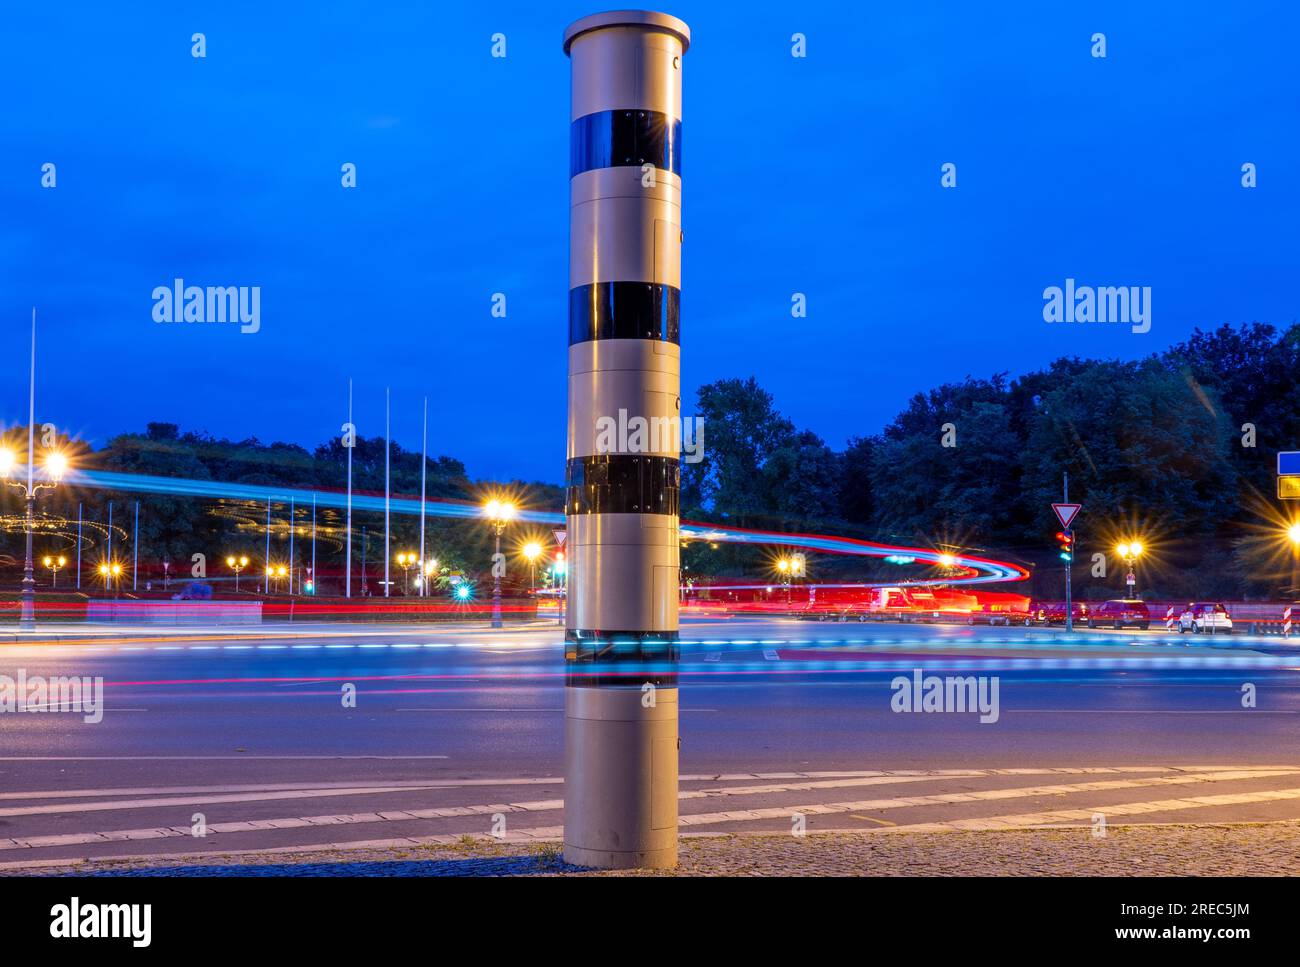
[0,785,475,819]
[877,787,1300,832]
[6,767,1295,852]
[0,755,449,761]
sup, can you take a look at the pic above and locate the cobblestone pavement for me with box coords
[7,823,1298,876]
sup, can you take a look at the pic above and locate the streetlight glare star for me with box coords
[0,448,14,477]
[1117,543,1130,558]
[1288,524,1300,545]
[44,451,68,480]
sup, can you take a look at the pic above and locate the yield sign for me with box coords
[553,529,567,547]
[1051,503,1081,529]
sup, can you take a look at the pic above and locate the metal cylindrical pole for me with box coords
[420,396,428,597]
[20,492,35,629]
[384,388,390,598]
[288,497,295,595]
[107,501,114,594]
[264,498,271,595]
[562,10,688,870]
[345,379,353,598]
[491,526,503,629]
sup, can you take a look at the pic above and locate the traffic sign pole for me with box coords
[1051,488,1083,633]
[1063,474,1072,632]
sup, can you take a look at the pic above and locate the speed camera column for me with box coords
[562,10,689,870]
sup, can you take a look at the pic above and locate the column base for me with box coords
[563,842,677,870]
[564,684,678,870]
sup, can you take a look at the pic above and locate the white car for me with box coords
[1178,603,1233,634]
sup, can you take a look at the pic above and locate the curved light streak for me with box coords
[67,469,1028,587]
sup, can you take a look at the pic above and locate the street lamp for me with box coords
[776,557,792,606]
[1116,541,1144,596]
[2,446,69,629]
[265,564,287,593]
[396,552,418,594]
[522,542,541,590]
[43,554,66,588]
[98,561,122,591]
[483,498,516,628]
[226,555,249,592]
[416,557,439,594]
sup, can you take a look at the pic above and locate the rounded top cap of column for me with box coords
[563,10,690,55]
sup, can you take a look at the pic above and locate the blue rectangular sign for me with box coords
[1280,452,1300,475]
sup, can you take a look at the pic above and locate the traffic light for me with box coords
[1056,530,1074,562]
[554,551,567,577]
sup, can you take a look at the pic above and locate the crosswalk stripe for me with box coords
[4,768,1295,851]
[877,787,1300,832]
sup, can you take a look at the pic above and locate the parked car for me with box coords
[968,606,1027,627]
[1088,599,1150,630]
[1178,602,1233,634]
[1023,601,1089,626]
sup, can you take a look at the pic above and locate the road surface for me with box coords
[2,616,1299,870]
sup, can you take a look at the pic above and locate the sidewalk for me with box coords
[7,823,1299,876]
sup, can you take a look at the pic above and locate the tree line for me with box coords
[681,323,1300,600]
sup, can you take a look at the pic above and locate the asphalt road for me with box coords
[2,615,1300,869]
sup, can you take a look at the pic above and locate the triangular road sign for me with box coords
[553,529,567,547]
[1051,503,1081,529]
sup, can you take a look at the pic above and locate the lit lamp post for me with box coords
[226,555,249,592]
[266,564,287,593]
[98,561,122,592]
[1,446,68,630]
[777,557,792,606]
[396,552,417,595]
[43,555,66,588]
[1116,541,1144,597]
[483,498,515,629]
[523,542,541,591]
[416,557,438,594]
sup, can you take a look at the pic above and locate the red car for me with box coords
[1088,599,1150,630]
[1024,601,1089,626]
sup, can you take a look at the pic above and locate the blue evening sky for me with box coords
[2,1,1296,483]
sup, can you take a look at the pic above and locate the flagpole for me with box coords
[345,378,353,598]
[419,396,427,597]
[384,387,391,598]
